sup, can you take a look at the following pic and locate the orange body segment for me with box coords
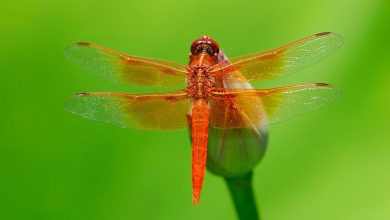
[191,99,210,205]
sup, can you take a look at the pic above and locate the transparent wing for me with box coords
[65,90,190,130]
[65,42,188,86]
[209,83,342,128]
[210,32,343,82]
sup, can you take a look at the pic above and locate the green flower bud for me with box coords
[207,124,267,177]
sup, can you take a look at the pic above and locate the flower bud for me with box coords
[207,124,267,177]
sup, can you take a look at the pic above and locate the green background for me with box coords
[1,0,389,219]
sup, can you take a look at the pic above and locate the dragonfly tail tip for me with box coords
[193,197,199,205]
[192,192,200,205]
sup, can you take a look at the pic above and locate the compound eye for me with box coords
[206,47,215,56]
[190,43,200,54]
[204,37,219,55]
[196,47,202,54]
[191,36,220,56]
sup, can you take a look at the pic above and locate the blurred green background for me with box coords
[1,0,389,219]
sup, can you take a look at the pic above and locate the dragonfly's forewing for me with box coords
[65,42,187,86]
[211,32,343,83]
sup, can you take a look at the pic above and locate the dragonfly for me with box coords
[65,32,343,205]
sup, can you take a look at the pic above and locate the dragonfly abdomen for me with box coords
[191,99,210,205]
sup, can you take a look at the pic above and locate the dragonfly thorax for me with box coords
[187,65,215,100]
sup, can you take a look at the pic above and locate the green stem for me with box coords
[224,172,260,220]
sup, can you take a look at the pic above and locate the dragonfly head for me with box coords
[190,36,220,57]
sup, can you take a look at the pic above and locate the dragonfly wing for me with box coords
[210,83,342,128]
[211,32,343,82]
[65,42,188,86]
[209,88,267,128]
[65,90,190,130]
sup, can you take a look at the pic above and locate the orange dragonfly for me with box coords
[65,32,343,205]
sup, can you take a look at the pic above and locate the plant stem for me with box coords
[224,172,260,220]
